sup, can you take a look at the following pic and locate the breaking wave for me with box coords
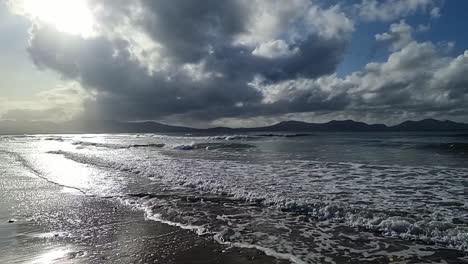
[71,141,165,149]
[256,133,314,138]
[43,149,468,253]
[209,135,257,140]
[208,133,314,140]
[173,142,255,150]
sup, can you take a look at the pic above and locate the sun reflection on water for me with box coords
[30,247,71,264]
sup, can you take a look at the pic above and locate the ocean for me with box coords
[1,132,467,263]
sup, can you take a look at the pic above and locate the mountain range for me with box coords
[1,118,468,134]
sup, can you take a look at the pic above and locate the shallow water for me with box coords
[1,132,468,263]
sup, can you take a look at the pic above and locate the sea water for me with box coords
[1,132,467,263]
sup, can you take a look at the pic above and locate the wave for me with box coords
[43,136,65,142]
[43,149,468,253]
[71,140,253,151]
[120,189,468,263]
[212,236,307,264]
[130,143,165,148]
[256,133,314,138]
[72,141,109,147]
[209,135,257,140]
[120,193,307,263]
[123,197,306,264]
[173,142,255,150]
[1,135,40,141]
[279,202,468,250]
[71,141,165,149]
[209,133,314,141]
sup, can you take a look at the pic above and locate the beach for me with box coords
[0,154,288,264]
[1,133,467,263]
[3,0,468,262]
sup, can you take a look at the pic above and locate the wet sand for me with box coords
[1,150,468,263]
[0,163,288,264]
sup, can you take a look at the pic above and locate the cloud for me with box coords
[0,82,89,121]
[356,0,439,21]
[430,7,441,18]
[25,0,353,121]
[252,40,299,59]
[9,1,468,126]
[247,20,468,124]
[416,24,430,32]
[375,20,413,51]
[2,108,66,121]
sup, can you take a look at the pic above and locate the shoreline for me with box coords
[0,157,288,264]
[1,146,468,263]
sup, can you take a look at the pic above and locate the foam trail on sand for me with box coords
[4,133,468,263]
[44,149,468,254]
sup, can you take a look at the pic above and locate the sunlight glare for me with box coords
[32,248,72,264]
[18,0,95,37]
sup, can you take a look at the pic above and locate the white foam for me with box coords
[122,198,210,236]
[209,135,256,140]
[36,145,468,255]
[121,195,308,264]
[213,231,307,264]
[173,143,195,150]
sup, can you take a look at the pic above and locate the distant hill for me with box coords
[250,120,388,132]
[0,120,200,135]
[1,118,468,134]
[389,118,468,131]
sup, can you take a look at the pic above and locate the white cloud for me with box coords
[375,20,413,51]
[252,29,468,122]
[430,7,441,18]
[235,1,354,51]
[234,0,311,46]
[252,40,299,59]
[305,5,354,40]
[357,0,438,21]
[416,24,430,32]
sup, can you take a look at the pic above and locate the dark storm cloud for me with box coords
[132,0,348,81]
[27,0,354,121]
[24,0,468,124]
[138,0,248,63]
[28,25,262,120]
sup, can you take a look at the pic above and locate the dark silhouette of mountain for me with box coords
[0,120,200,134]
[390,118,468,131]
[61,120,203,133]
[1,118,468,134]
[253,120,388,132]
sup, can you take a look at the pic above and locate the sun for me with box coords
[15,0,95,37]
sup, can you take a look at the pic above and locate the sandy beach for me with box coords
[0,155,287,264]
[1,137,468,263]
[2,0,468,262]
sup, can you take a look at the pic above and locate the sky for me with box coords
[1,0,468,127]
